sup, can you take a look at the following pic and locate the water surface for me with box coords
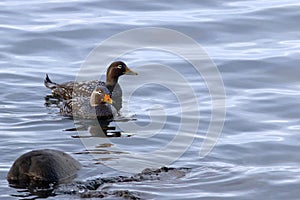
[1,0,300,199]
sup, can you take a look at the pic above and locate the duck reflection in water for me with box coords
[68,119,125,138]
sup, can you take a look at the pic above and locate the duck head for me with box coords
[106,61,137,90]
[90,86,113,107]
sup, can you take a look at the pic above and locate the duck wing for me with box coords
[44,74,105,99]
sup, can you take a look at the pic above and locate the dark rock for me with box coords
[7,149,81,189]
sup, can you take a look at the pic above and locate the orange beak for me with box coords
[103,94,113,104]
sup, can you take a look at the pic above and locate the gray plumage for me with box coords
[59,86,114,120]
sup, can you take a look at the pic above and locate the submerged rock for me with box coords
[7,149,81,188]
[57,167,190,199]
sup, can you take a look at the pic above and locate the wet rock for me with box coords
[7,149,81,188]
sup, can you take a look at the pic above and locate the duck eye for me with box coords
[117,65,122,69]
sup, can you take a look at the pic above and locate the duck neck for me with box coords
[106,73,119,93]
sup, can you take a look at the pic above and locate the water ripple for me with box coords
[1,0,300,199]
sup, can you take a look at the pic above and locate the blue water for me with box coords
[1,0,300,199]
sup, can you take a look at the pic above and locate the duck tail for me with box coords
[44,74,57,89]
